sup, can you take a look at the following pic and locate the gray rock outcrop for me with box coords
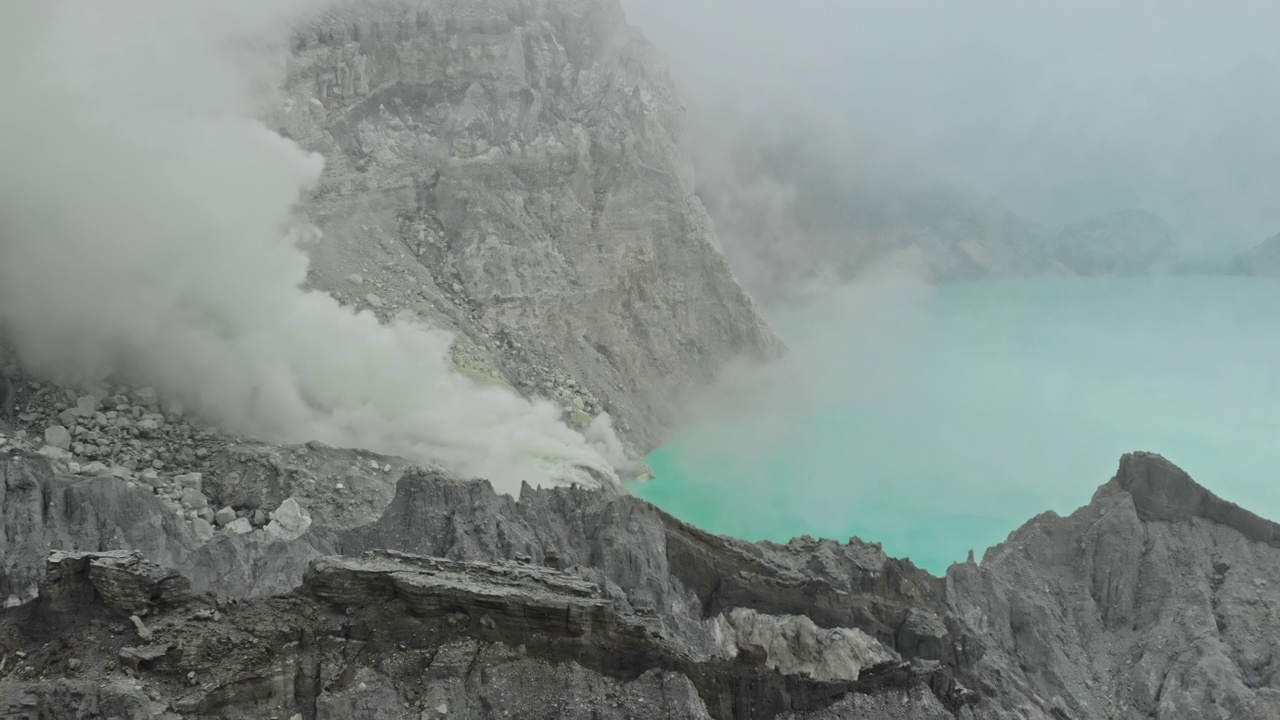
[947,452,1280,718]
[267,0,780,451]
[0,448,967,715]
[40,550,192,615]
[713,607,896,682]
[202,441,412,530]
[0,547,948,720]
[5,448,1280,717]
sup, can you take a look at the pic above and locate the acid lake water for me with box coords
[631,276,1280,574]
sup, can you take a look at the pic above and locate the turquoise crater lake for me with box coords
[631,276,1280,574]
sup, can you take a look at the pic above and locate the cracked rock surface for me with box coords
[4,446,1280,719]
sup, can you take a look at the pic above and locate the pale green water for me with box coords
[632,276,1280,574]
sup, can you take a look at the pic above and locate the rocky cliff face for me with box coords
[0,447,967,719]
[4,440,1279,718]
[947,453,1280,719]
[262,0,778,451]
[0,545,962,720]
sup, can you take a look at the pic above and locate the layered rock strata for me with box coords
[5,449,1279,718]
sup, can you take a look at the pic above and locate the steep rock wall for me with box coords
[265,0,779,451]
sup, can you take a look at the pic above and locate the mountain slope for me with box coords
[257,0,779,453]
[949,453,1280,718]
[693,130,1179,302]
[4,439,1280,718]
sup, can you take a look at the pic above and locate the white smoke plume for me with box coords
[0,0,623,493]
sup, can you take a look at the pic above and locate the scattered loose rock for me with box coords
[264,497,312,541]
[213,506,236,527]
[44,425,71,450]
[180,487,208,510]
[225,518,253,535]
[191,518,214,542]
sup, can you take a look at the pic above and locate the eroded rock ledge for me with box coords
[0,549,961,719]
[4,449,1280,718]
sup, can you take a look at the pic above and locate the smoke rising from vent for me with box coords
[0,0,622,493]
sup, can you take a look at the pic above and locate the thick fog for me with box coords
[0,0,623,492]
[623,0,1280,256]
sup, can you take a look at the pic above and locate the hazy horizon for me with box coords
[623,0,1280,255]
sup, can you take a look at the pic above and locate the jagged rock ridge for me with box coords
[4,447,1280,718]
[0,546,951,719]
[947,453,1280,718]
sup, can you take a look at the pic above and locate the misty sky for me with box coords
[622,0,1280,254]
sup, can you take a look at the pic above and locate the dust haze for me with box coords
[0,0,624,493]
[622,0,1280,412]
[625,0,1280,266]
[623,0,1280,554]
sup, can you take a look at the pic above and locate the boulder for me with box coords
[264,498,311,541]
[44,426,70,450]
[213,506,236,527]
